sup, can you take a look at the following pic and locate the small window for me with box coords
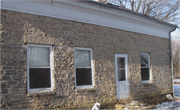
[140,53,150,83]
[74,47,94,89]
[27,44,53,93]
[117,58,126,81]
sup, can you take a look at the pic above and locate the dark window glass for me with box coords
[29,68,51,89]
[141,68,149,80]
[76,68,92,86]
[118,70,126,81]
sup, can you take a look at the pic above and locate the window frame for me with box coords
[117,57,127,81]
[140,53,151,83]
[27,44,54,93]
[74,47,94,89]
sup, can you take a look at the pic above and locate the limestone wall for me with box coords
[1,10,172,109]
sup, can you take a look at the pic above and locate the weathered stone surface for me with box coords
[8,44,24,48]
[115,104,123,109]
[1,89,8,94]
[1,9,172,109]
[2,66,13,70]
[166,94,173,100]
[12,76,24,80]
[5,70,17,75]
[24,35,55,45]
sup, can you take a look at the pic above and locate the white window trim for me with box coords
[74,47,94,89]
[27,44,54,93]
[140,53,151,83]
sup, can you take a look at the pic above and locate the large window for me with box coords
[74,47,94,89]
[140,53,150,83]
[27,44,53,93]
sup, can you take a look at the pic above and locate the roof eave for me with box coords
[85,0,178,30]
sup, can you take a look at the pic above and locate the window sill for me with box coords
[75,88,96,93]
[75,85,94,90]
[141,80,151,83]
[141,80,153,85]
[27,91,56,97]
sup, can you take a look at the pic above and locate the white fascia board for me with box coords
[1,0,174,39]
[59,0,173,30]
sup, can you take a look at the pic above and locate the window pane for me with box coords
[75,50,91,67]
[118,70,126,81]
[118,58,125,68]
[29,47,50,67]
[141,68,149,80]
[29,68,51,89]
[140,54,149,67]
[76,68,92,86]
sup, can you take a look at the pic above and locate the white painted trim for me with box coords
[74,47,94,89]
[141,80,150,83]
[27,44,54,93]
[115,54,129,99]
[29,67,51,68]
[140,53,151,83]
[76,67,92,68]
[1,0,175,39]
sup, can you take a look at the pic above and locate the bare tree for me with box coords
[107,0,180,24]
[172,37,180,79]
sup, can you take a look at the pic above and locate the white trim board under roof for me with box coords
[1,0,177,39]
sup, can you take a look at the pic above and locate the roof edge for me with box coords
[85,0,178,29]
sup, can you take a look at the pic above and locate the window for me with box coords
[117,57,126,81]
[140,53,150,83]
[27,44,53,93]
[74,47,94,89]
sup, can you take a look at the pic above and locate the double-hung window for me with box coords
[27,44,53,93]
[74,47,94,89]
[140,53,150,83]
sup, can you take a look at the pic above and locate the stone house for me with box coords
[1,0,177,109]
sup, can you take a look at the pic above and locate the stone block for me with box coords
[1,89,8,94]
[2,66,13,69]
[115,104,123,109]
[13,59,26,62]
[12,76,24,80]
[5,70,17,75]
[8,81,17,85]
[24,35,55,45]
[1,76,11,80]
[8,44,24,48]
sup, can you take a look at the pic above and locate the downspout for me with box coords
[169,27,177,97]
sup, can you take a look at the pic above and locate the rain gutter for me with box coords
[169,27,178,98]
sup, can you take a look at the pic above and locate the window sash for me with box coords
[75,50,91,68]
[28,46,50,68]
[74,47,94,89]
[27,44,53,93]
[76,68,92,86]
[140,53,150,82]
[29,68,51,89]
